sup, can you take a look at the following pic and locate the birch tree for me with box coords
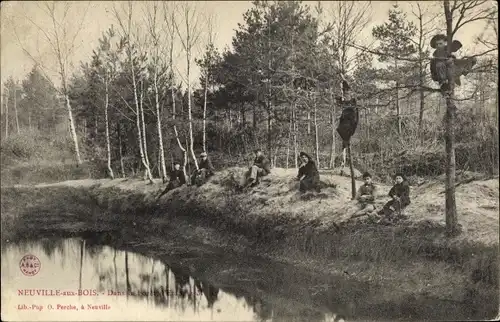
[172,1,204,170]
[13,1,90,164]
[113,1,153,182]
[163,2,188,178]
[144,2,168,182]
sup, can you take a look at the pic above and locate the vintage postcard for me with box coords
[1,1,498,321]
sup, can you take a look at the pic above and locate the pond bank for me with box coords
[1,167,499,320]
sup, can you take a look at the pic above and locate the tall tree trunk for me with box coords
[78,239,85,292]
[125,251,131,299]
[104,77,114,179]
[395,60,402,134]
[347,143,356,200]
[140,81,152,180]
[65,94,82,165]
[186,48,198,170]
[14,86,20,134]
[293,104,298,168]
[4,92,8,139]
[286,109,292,169]
[313,94,320,168]
[329,108,336,169]
[154,69,167,182]
[443,0,459,235]
[127,43,152,182]
[202,74,208,153]
[118,123,125,178]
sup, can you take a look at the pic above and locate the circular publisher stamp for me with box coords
[19,255,41,276]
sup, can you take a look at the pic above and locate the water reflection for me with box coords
[2,238,340,322]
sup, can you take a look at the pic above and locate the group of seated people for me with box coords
[355,171,411,221]
[156,149,411,221]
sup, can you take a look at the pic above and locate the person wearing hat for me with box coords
[157,162,186,199]
[377,173,410,221]
[191,152,215,186]
[240,149,271,188]
[430,34,476,92]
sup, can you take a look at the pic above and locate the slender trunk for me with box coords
[131,57,153,181]
[154,69,167,182]
[104,77,114,179]
[202,73,208,153]
[417,14,425,134]
[347,143,356,200]
[293,104,298,168]
[65,94,82,164]
[14,87,20,134]
[140,81,151,179]
[28,111,32,131]
[444,0,458,235]
[395,60,401,134]
[286,109,291,169]
[307,108,311,135]
[4,92,8,139]
[183,15,198,171]
[113,249,118,291]
[329,107,336,168]
[314,94,320,168]
[118,123,126,178]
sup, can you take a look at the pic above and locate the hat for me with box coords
[200,152,207,157]
[430,34,447,48]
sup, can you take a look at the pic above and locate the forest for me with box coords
[1,1,498,229]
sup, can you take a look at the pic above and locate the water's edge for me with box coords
[1,183,499,320]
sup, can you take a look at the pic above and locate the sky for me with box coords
[0,1,496,91]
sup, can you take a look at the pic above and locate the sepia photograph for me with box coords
[1,1,498,321]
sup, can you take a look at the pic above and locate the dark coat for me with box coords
[170,169,186,185]
[388,181,410,208]
[199,158,215,175]
[336,98,359,149]
[253,155,271,175]
[297,159,320,192]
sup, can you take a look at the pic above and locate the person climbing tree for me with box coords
[336,79,359,156]
[296,152,321,193]
[429,34,477,93]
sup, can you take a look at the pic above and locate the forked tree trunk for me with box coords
[132,70,152,182]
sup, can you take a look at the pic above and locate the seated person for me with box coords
[240,149,271,188]
[297,152,321,193]
[157,162,186,199]
[354,172,377,216]
[377,173,410,218]
[191,152,215,186]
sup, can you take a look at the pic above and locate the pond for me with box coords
[2,237,346,322]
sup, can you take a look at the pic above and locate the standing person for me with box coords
[157,162,186,199]
[354,172,377,217]
[191,152,215,186]
[297,152,321,193]
[377,173,410,219]
[241,149,271,188]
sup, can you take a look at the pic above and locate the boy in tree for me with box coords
[430,34,477,92]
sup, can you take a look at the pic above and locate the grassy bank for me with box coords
[1,168,499,319]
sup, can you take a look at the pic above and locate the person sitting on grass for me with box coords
[354,172,377,217]
[241,149,271,188]
[297,152,321,193]
[377,173,410,220]
[157,162,186,200]
[191,152,215,186]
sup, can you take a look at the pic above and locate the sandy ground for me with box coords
[16,167,499,246]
